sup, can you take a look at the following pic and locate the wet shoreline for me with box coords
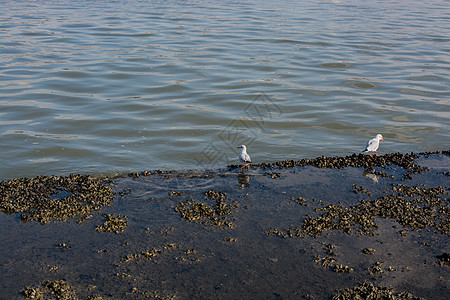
[1,151,449,299]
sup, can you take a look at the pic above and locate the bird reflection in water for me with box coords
[238,174,250,187]
[363,168,379,183]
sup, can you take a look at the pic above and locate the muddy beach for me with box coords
[0,151,449,299]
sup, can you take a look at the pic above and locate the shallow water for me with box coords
[0,154,448,299]
[1,0,449,180]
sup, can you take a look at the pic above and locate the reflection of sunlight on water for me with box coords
[0,100,55,108]
[362,98,450,119]
[28,158,60,163]
[3,130,82,139]
[0,120,33,125]
[55,114,97,120]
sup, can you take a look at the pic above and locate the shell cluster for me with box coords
[0,174,114,224]
[270,184,448,238]
[95,214,128,234]
[22,280,79,300]
[332,281,423,300]
[174,190,238,228]
[233,151,448,179]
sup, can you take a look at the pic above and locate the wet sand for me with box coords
[0,152,449,299]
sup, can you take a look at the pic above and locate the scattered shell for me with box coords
[352,184,372,197]
[332,281,423,300]
[333,264,353,273]
[291,197,307,206]
[95,214,128,234]
[437,252,450,266]
[121,243,180,263]
[368,261,384,275]
[169,191,182,196]
[362,248,376,255]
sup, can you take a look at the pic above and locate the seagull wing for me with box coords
[240,152,251,163]
[365,138,379,152]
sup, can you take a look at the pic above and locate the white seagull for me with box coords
[362,134,384,157]
[238,145,251,170]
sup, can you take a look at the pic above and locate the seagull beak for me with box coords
[382,139,384,141]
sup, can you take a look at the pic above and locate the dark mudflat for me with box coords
[1,151,449,299]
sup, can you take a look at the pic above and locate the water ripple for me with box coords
[0,0,449,179]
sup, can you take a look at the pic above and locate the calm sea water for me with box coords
[1,0,449,180]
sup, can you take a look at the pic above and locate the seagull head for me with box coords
[376,134,384,141]
[238,145,247,151]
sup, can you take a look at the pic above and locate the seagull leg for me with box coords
[375,151,379,157]
[369,153,373,158]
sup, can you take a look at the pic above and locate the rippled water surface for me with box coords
[1,0,449,180]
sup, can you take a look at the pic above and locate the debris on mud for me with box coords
[175,249,201,264]
[121,243,180,263]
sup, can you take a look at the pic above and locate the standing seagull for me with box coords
[238,145,251,170]
[362,134,384,157]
